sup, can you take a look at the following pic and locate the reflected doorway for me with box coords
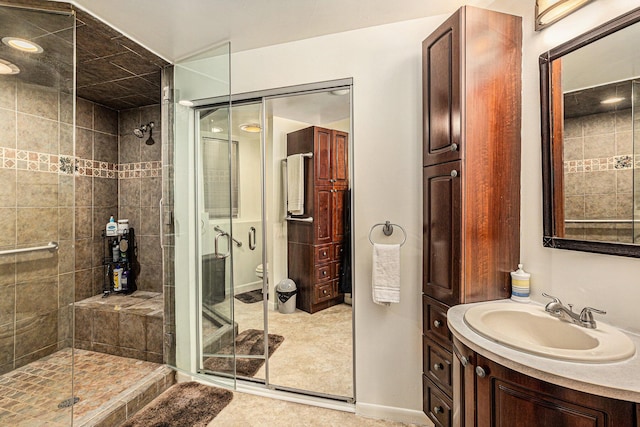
[195,83,354,400]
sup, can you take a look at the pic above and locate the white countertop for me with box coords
[448,299,640,403]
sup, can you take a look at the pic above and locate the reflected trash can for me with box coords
[276,279,297,314]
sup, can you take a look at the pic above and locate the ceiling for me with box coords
[63,0,492,61]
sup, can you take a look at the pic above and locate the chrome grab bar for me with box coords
[214,225,242,247]
[285,216,313,223]
[0,241,59,256]
[248,226,256,250]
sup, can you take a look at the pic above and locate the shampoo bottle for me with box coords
[113,265,123,291]
[111,239,119,262]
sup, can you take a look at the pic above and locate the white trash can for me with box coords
[276,279,297,314]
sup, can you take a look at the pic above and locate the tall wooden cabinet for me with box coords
[287,126,348,314]
[421,6,522,425]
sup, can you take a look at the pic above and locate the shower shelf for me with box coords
[101,228,137,297]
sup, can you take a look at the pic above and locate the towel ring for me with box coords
[368,221,407,246]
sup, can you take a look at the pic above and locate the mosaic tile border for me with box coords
[564,155,636,173]
[0,148,161,179]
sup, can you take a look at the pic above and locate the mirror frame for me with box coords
[540,6,640,258]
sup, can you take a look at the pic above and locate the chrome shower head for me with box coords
[133,122,155,139]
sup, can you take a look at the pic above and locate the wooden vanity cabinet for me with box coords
[453,338,637,427]
[421,5,522,422]
[287,126,348,314]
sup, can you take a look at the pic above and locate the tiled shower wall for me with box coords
[0,77,74,374]
[73,99,162,297]
[563,109,634,242]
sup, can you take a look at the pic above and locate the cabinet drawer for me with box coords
[423,376,452,427]
[423,295,452,347]
[314,244,332,263]
[314,282,337,303]
[423,337,453,397]
[315,264,332,282]
[334,243,344,260]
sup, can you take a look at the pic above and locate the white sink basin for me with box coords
[464,302,636,363]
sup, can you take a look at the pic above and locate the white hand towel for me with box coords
[372,243,401,305]
[287,154,304,215]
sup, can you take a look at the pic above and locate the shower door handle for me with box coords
[214,232,231,258]
[249,227,256,250]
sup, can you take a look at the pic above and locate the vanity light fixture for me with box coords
[211,127,223,133]
[178,100,194,107]
[535,0,593,31]
[2,37,43,53]
[239,123,261,133]
[0,59,19,75]
[601,96,625,104]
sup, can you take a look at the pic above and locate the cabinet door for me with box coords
[474,354,636,427]
[332,130,349,185]
[314,127,333,186]
[422,10,461,167]
[315,188,332,244]
[423,162,461,306]
[332,188,346,242]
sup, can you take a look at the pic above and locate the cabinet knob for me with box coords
[323,289,328,294]
[433,406,443,414]
[475,366,487,378]
[433,363,443,371]
[450,143,458,152]
[459,356,469,367]
[433,319,443,328]
[322,271,327,276]
[450,170,458,178]
[322,251,327,256]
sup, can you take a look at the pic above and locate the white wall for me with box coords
[231,17,446,423]
[486,0,640,334]
[231,0,640,422]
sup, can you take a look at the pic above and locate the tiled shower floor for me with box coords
[0,348,174,426]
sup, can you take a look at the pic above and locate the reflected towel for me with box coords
[287,154,304,215]
[372,243,400,305]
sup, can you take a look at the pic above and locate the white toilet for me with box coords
[255,263,268,280]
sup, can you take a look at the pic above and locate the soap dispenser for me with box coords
[510,263,531,302]
[106,215,118,236]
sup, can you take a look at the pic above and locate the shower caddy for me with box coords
[101,228,137,296]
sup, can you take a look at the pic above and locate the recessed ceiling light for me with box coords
[601,97,625,104]
[330,89,350,96]
[0,59,19,75]
[2,37,43,53]
[178,100,194,107]
[240,123,261,133]
[211,127,223,133]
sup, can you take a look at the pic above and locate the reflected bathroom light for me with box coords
[2,37,43,53]
[535,0,593,31]
[212,127,223,133]
[0,59,19,75]
[239,123,261,133]
[179,99,194,107]
[601,97,625,104]
[330,89,349,96]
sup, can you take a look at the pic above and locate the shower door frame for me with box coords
[192,78,356,403]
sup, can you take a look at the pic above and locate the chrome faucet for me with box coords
[542,293,606,329]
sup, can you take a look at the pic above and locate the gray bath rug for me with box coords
[120,381,232,427]
[234,289,264,304]
[203,329,284,377]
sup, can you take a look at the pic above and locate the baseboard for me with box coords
[234,281,262,295]
[355,402,432,426]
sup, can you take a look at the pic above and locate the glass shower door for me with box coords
[171,42,234,387]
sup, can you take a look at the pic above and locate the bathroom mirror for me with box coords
[540,6,640,257]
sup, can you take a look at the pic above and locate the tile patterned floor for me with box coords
[0,348,173,426]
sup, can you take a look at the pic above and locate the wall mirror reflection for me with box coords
[540,7,640,257]
[195,83,354,400]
